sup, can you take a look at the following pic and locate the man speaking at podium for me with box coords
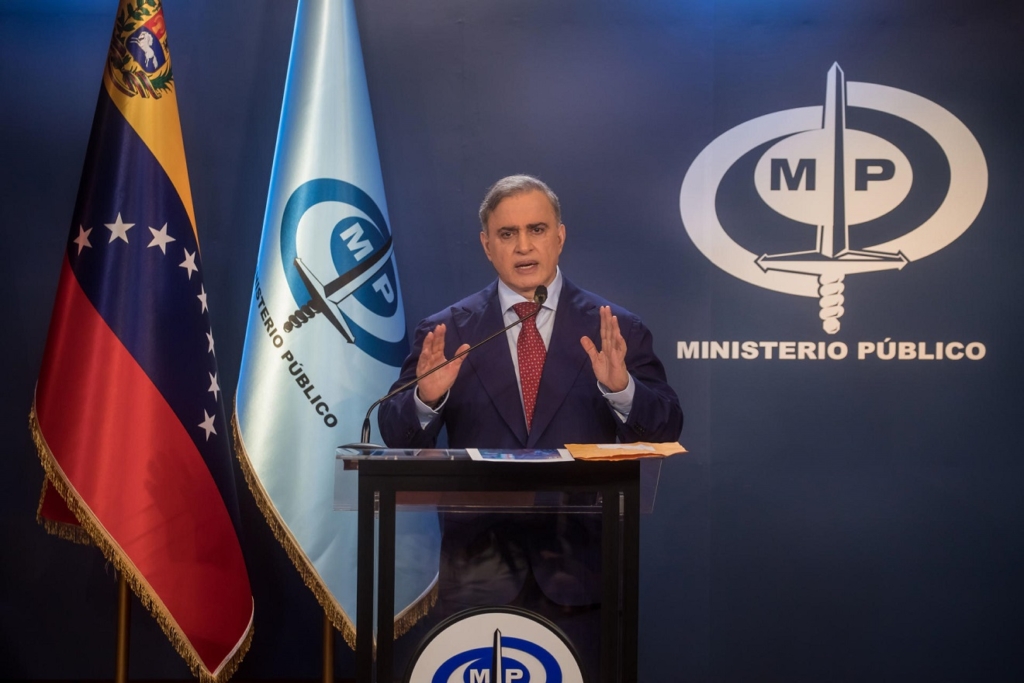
[379,175,682,673]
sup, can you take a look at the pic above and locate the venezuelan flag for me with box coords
[30,2,253,680]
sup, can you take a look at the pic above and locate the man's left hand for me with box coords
[580,305,629,392]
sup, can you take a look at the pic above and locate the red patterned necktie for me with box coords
[513,302,546,430]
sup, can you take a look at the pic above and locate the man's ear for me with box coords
[479,229,493,263]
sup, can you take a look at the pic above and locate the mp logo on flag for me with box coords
[278,177,407,366]
[679,63,987,334]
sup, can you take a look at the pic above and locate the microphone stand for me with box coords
[341,286,547,450]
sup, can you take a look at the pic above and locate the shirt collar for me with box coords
[497,267,563,314]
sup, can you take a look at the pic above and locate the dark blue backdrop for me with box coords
[2,0,1022,680]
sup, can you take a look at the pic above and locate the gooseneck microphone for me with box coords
[343,285,548,449]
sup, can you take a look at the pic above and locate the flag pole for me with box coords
[322,612,334,683]
[114,573,131,683]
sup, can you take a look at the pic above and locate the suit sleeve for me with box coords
[378,317,447,448]
[614,314,683,443]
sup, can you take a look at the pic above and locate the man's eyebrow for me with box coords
[495,221,548,232]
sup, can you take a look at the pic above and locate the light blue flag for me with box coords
[234,0,439,645]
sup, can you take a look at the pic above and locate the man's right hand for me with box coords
[416,323,470,407]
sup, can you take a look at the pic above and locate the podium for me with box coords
[336,449,664,683]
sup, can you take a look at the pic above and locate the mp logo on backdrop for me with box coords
[679,64,987,338]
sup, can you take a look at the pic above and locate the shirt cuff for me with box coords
[413,388,447,429]
[598,374,635,422]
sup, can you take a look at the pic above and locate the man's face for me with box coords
[480,189,566,299]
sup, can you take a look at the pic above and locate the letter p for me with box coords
[372,273,395,303]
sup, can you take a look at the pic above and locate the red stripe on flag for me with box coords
[39,480,78,525]
[36,256,251,671]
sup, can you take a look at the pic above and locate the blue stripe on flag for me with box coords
[65,87,240,522]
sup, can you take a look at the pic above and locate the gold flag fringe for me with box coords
[395,581,438,636]
[231,408,357,648]
[36,476,93,545]
[29,403,254,683]
[231,401,436,649]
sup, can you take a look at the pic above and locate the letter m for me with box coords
[771,158,816,191]
[339,223,374,260]
[470,671,490,683]
[677,341,699,359]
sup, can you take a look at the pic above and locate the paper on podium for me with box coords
[565,441,685,460]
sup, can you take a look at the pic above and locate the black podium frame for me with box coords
[349,456,642,683]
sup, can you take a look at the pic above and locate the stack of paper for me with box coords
[564,442,686,461]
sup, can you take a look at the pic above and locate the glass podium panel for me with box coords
[337,448,658,683]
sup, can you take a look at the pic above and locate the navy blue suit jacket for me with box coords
[379,278,682,450]
[379,277,683,607]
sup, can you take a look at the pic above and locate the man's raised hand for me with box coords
[416,323,470,406]
[580,305,629,392]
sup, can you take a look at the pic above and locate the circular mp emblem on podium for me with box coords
[405,606,586,683]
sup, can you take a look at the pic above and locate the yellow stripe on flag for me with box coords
[102,66,198,242]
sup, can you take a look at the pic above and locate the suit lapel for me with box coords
[527,279,596,448]
[457,285,529,446]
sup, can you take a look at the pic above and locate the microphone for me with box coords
[343,284,548,449]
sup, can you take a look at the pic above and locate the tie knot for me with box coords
[513,302,540,319]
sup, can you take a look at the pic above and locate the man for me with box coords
[380,174,682,449]
[379,175,682,675]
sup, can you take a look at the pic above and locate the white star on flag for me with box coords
[179,248,198,280]
[208,372,220,400]
[198,410,217,440]
[105,213,134,243]
[147,223,176,254]
[206,330,215,355]
[197,284,208,313]
[73,225,93,255]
